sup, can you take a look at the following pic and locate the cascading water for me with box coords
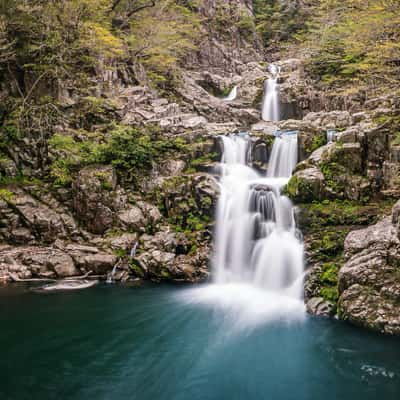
[181,132,305,326]
[261,64,280,122]
[213,133,303,299]
[327,129,338,143]
[180,63,304,324]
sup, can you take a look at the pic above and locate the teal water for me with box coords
[0,283,399,400]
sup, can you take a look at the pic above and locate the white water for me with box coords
[214,133,303,294]
[182,132,305,324]
[223,85,238,101]
[261,64,280,122]
[267,134,298,178]
[327,130,337,143]
[106,263,119,284]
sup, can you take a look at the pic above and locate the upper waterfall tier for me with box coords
[261,64,280,122]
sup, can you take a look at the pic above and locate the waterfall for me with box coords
[106,263,119,284]
[223,86,238,102]
[261,64,280,122]
[213,133,303,299]
[267,134,298,178]
[327,129,337,143]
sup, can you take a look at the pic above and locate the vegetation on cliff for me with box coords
[254,0,400,88]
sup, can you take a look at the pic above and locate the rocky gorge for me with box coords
[1,0,400,337]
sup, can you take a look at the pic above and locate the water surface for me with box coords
[0,283,399,400]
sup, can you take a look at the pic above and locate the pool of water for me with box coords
[0,283,399,400]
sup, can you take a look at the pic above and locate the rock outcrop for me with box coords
[338,202,400,335]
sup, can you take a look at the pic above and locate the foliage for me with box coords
[306,134,327,154]
[98,125,188,179]
[0,0,124,88]
[253,0,313,48]
[0,0,200,95]
[319,261,340,304]
[303,0,400,87]
[47,124,190,187]
[0,188,14,202]
[126,0,201,85]
[48,132,104,186]
[320,286,339,304]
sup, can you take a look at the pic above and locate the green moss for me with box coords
[235,13,256,38]
[320,262,339,285]
[160,269,171,279]
[284,175,317,203]
[309,229,349,262]
[306,134,327,154]
[95,171,113,191]
[129,260,145,278]
[391,131,400,146]
[320,286,339,304]
[113,249,127,258]
[105,228,124,237]
[48,132,104,187]
[189,153,218,170]
[0,189,14,202]
[320,161,346,193]
[301,200,381,230]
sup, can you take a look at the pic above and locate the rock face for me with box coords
[338,203,400,334]
[72,166,117,234]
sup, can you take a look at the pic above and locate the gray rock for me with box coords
[338,214,400,335]
[118,206,145,231]
[306,297,335,317]
[76,253,118,275]
[286,167,325,202]
[303,110,353,129]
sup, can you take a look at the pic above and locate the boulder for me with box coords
[306,297,335,317]
[338,213,400,335]
[76,253,118,275]
[286,167,325,202]
[118,206,145,231]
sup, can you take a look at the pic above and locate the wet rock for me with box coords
[392,200,400,236]
[11,190,77,243]
[193,174,219,216]
[306,297,335,317]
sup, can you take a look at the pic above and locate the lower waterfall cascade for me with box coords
[181,132,305,323]
[213,133,304,299]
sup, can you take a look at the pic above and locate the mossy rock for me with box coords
[285,168,325,203]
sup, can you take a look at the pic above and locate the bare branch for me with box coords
[126,1,156,18]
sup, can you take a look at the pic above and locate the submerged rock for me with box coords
[40,280,98,291]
